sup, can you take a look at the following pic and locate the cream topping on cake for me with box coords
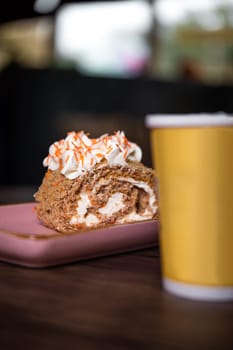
[43,131,142,179]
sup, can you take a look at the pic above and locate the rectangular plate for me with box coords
[0,203,159,268]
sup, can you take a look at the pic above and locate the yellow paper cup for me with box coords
[146,113,233,301]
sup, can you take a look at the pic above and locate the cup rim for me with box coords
[145,112,233,128]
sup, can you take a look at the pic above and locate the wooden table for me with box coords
[0,188,233,349]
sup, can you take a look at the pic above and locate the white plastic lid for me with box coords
[145,112,233,128]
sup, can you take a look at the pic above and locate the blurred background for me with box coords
[0,0,233,202]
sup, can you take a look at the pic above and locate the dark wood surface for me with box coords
[1,189,233,349]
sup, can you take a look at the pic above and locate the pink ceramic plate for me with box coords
[0,203,159,268]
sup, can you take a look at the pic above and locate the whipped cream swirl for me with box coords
[43,131,142,179]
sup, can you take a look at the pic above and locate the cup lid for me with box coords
[145,112,233,128]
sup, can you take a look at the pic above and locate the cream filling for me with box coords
[70,213,99,226]
[70,177,157,226]
[70,193,100,226]
[98,193,125,215]
[118,211,149,224]
[118,177,157,215]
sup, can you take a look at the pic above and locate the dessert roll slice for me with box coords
[35,131,158,232]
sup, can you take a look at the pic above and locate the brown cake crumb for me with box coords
[34,161,158,233]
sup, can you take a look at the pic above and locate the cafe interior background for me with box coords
[0,0,233,203]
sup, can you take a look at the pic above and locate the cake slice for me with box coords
[34,131,158,232]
